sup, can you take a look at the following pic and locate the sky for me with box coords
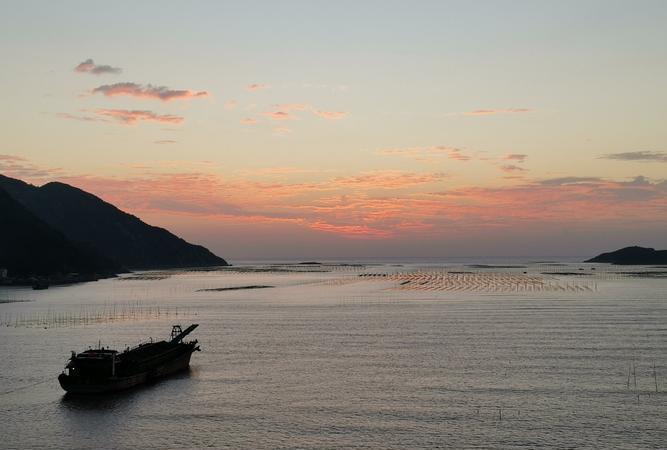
[1,1,666,260]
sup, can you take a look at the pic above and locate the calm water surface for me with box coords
[0,262,665,449]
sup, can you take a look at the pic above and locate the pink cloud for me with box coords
[464,108,533,116]
[74,58,121,75]
[258,104,347,123]
[0,154,63,181]
[6,154,667,242]
[313,110,347,120]
[273,103,310,111]
[500,164,527,173]
[378,146,471,162]
[433,146,471,161]
[91,83,208,101]
[94,109,184,125]
[86,173,667,239]
[56,110,183,125]
[240,118,258,125]
[262,111,294,121]
[246,83,269,92]
[504,153,527,163]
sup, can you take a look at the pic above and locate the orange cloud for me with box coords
[7,155,667,242]
[48,172,667,240]
[95,109,184,125]
[309,222,391,238]
[242,167,316,177]
[240,118,258,125]
[91,83,208,101]
[464,108,532,116]
[334,170,447,189]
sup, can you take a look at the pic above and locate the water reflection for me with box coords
[59,367,193,411]
[2,264,665,449]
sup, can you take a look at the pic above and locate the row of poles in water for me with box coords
[0,303,195,328]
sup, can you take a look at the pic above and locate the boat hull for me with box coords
[58,349,194,394]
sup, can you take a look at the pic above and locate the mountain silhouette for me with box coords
[0,187,120,277]
[0,175,228,270]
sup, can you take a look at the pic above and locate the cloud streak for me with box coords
[273,104,309,111]
[600,151,667,162]
[254,104,348,124]
[377,146,471,162]
[261,111,295,121]
[504,154,527,163]
[58,110,184,125]
[95,109,184,125]
[56,112,106,123]
[500,164,527,173]
[463,108,532,116]
[0,154,63,180]
[91,82,208,101]
[334,171,447,189]
[313,110,347,120]
[246,83,269,92]
[74,59,122,75]
[273,127,292,136]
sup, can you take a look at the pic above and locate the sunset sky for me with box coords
[1,1,666,259]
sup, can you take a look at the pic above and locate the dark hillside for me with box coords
[0,187,119,277]
[0,175,227,269]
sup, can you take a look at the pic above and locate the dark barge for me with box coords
[58,324,200,394]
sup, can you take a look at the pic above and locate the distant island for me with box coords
[0,174,228,286]
[585,246,667,265]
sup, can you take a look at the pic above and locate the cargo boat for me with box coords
[58,324,200,394]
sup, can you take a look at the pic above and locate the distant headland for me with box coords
[585,246,667,265]
[0,174,228,287]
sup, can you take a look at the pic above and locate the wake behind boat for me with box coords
[58,324,200,394]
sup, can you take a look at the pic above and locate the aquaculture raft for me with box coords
[58,324,200,394]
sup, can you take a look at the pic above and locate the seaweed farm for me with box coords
[360,271,597,292]
[1,260,665,449]
[0,301,195,328]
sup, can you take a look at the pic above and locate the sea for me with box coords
[0,258,665,449]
